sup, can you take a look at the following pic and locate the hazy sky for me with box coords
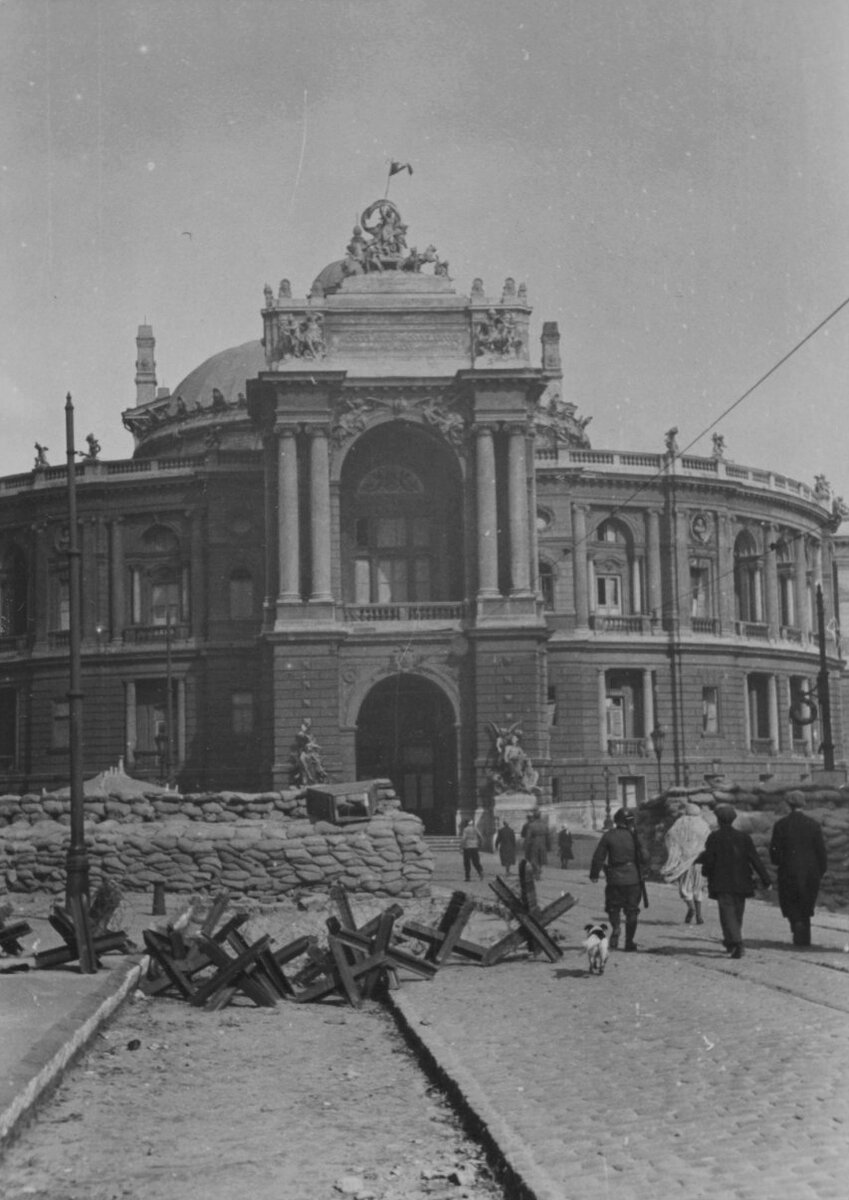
[2,0,849,500]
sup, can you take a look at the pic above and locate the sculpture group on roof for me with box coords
[534,386,592,450]
[271,311,326,363]
[338,199,447,279]
[122,388,247,437]
[474,309,524,358]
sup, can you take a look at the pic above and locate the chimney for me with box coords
[540,322,562,378]
[135,324,157,406]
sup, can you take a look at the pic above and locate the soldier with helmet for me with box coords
[589,808,648,952]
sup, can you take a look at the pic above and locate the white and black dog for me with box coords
[583,923,609,975]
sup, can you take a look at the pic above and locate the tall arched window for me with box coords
[0,545,28,639]
[128,524,186,627]
[734,530,763,623]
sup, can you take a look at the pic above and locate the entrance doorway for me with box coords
[356,675,456,835]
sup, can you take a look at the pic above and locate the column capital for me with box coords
[472,421,498,438]
[274,421,300,438]
[303,422,330,440]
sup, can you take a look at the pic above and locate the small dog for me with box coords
[583,923,609,975]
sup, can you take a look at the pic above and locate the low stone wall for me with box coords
[0,784,434,899]
[639,782,849,911]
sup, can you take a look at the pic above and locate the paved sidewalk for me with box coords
[395,847,849,1200]
[0,891,188,1147]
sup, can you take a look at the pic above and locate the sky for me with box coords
[2,0,849,502]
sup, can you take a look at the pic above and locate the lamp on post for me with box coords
[650,724,665,794]
[602,765,613,829]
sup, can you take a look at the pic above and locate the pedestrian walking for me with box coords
[661,801,711,924]
[494,820,517,875]
[460,818,484,882]
[696,804,771,959]
[521,809,549,880]
[769,794,827,947]
[557,825,574,870]
[589,808,648,952]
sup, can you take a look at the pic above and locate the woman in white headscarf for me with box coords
[662,801,712,924]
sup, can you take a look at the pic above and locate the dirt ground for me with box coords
[0,895,519,1200]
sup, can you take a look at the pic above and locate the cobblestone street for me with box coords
[396,848,849,1200]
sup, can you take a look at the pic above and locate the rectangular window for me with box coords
[547,685,558,726]
[354,558,371,604]
[52,699,70,750]
[376,558,407,602]
[57,579,70,632]
[232,691,254,735]
[606,694,625,739]
[151,580,180,626]
[702,686,719,735]
[412,557,431,601]
[0,687,17,765]
[691,567,709,618]
[596,575,621,614]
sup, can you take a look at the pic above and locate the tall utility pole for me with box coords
[816,583,836,772]
[64,393,97,972]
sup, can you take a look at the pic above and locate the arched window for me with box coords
[127,523,186,627]
[229,569,254,620]
[0,545,28,639]
[734,530,763,623]
[353,466,433,604]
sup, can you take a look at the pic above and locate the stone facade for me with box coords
[0,196,847,833]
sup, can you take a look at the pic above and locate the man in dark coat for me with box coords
[494,820,517,875]
[589,808,647,951]
[697,804,771,959]
[769,794,827,947]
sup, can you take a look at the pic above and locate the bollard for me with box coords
[152,881,166,916]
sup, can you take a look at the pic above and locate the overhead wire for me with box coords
[552,291,849,564]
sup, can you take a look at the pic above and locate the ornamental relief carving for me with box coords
[331,393,468,451]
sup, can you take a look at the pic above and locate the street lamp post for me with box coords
[602,765,613,829]
[650,724,665,794]
[64,393,97,973]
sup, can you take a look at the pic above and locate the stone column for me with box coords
[308,426,333,602]
[190,508,204,639]
[475,425,499,598]
[262,434,278,621]
[795,538,810,640]
[277,425,301,603]
[718,514,735,632]
[597,668,608,753]
[642,670,654,741]
[646,510,661,621]
[573,504,589,627]
[32,522,49,645]
[125,680,137,769]
[768,674,780,753]
[764,523,779,637]
[742,676,751,750]
[676,509,691,632]
[109,519,124,643]
[507,424,531,595]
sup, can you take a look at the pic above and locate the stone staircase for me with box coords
[424,835,461,852]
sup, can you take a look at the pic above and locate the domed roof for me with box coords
[171,340,266,409]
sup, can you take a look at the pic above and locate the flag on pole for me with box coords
[389,161,413,177]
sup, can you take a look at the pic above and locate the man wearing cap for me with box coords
[769,793,827,947]
[589,808,647,952]
[697,804,771,959]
